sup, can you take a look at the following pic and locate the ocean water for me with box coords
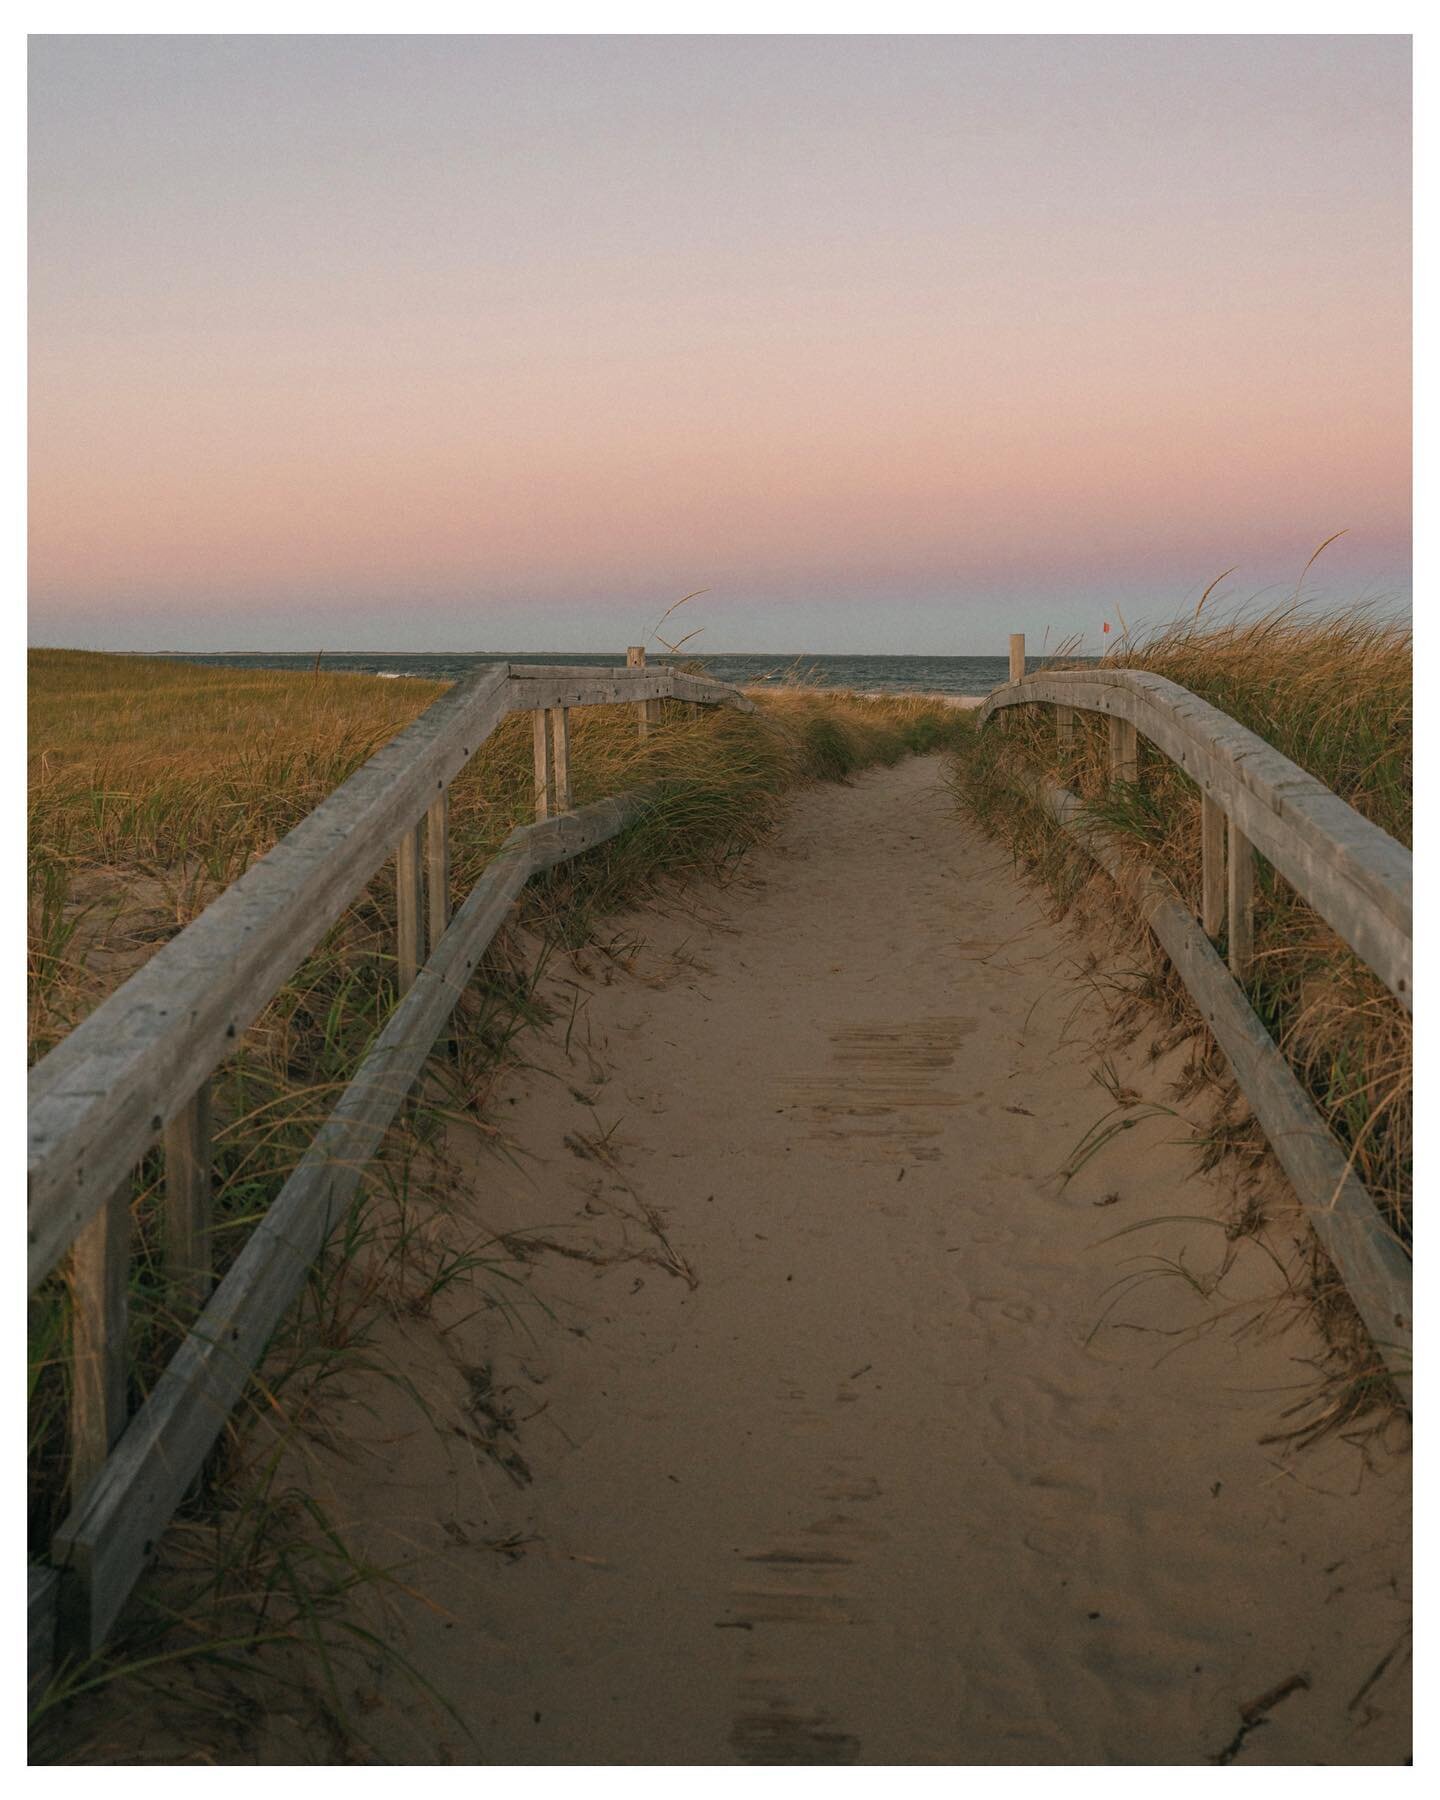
[148,649,1064,699]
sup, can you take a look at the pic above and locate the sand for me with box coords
[241,752,1409,1765]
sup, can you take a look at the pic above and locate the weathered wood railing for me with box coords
[28,651,754,1678]
[978,641,1412,1398]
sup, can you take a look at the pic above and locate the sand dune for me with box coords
[246,752,1409,1765]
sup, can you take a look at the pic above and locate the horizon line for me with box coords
[55,646,1072,659]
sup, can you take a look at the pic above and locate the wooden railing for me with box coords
[28,652,754,1676]
[979,640,1412,1399]
[31,641,1411,1685]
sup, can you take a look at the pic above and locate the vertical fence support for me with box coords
[395,821,424,993]
[551,706,572,811]
[426,789,451,948]
[1056,704,1074,752]
[627,645,662,734]
[1108,714,1139,784]
[532,707,555,820]
[163,1082,212,1313]
[1227,817,1255,979]
[70,1182,131,1501]
[1002,634,1024,734]
[627,645,652,738]
[1201,793,1225,938]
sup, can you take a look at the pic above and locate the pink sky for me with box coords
[29,35,1411,652]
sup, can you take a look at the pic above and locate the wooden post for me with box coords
[70,1182,130,1500]
[426,789,451,948]
[1201,792,1225,937]
[395,821,424,994]
[1108,714,1139,784]
[550,706,572,811]
[1227,817,1255,979]
[532,706,555,819]
[1008,633,1025,683]
[163,1082,212,1313]
[627,645,651,738]
[1056,704,1075,751]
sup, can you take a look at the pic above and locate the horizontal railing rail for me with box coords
[978,666,1410,1008]
[28,652,754,1675]
[978,641,1411,1399]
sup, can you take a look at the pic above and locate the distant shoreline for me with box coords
[60,646,1031,701]
[101,655,1015,669]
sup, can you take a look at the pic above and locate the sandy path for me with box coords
[268,753,1409,1766]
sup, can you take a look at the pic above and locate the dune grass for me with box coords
[27,647,965,1748]
[949,603,1412,1256]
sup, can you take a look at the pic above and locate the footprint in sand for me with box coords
[971,1294,1047,1329]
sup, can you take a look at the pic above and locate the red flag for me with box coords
[1102,621,1111,633]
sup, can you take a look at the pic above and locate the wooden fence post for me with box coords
[395,822,424,993]
[627,646,653,738]
[1201,793,1225,937]
[550,706,572,811]
[426,788,451,948]
[1227,817,1255,979]
[1056,705,1075,752]
[1008,633,1026,683]
[1108,714,1139,784]
[70,1183,131,1500]
[533,706,555,819]
[163,1082,212,1313]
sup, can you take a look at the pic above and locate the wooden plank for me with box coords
[505,662,665,681]
[1108,715,1139,784]
[975,671,1410,1009]
[50,789,649,1654]
[665,670,758,714]
[504,667,755,714]
[69,1181,130,1502]
[532,708,555,821]
[1037,778,1410,1399]
[525,790,644,872]
[1055,704,1074,750]
[163,1082,212,1313]
[1227,817,1255,980]
[551,707,572,812]
[506,671,673,708]
[1201,792,1225,937]
[29,1564,59,1697]
[395,821,424,994]
[1008,633,1025,683]
[29,663,513,1291]
[426,788,451,947]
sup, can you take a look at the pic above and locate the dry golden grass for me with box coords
[951,602,1411,1242]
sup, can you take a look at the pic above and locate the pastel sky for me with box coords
[29,34,1411,654]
